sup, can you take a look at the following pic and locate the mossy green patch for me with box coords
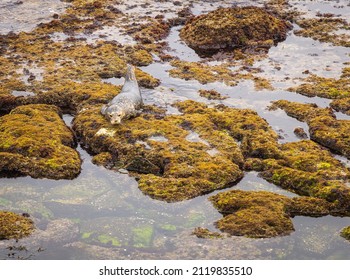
[132,225,154,248]
[97,234,121,247]
[0,104,81,179]
[0,211,34,240]
[209,190,336,238]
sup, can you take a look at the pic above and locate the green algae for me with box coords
[98,234,121,247]
[180,6,291,56]
[0,104,81,179]
[0,211,34,240]
[132,225,154,248]
[209,190,336,238]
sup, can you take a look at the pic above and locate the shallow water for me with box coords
[1,0,350,260]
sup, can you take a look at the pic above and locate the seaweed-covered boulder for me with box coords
[271,100,350,159]
[209,190,335,238]
[73,100,279,202]
[0,211,34,240]
[259,140,350,211]
[180,6,291,56]
[0,104,81,179]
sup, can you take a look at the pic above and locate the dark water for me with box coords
[1,0,350,260]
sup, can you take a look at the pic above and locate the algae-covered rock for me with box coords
[0,211,34,240]
[259,140,350,211]
[209,190,335,238]
[0,104,81,179]
[192,227,224,239]
[73,100,279,202]
[199,89,227,100]
[289,67,350,99]
[180,6,291,56]
[331,98,350,116]
[340,226,350,241]
[271,100,350,159]
[295,17,350,47]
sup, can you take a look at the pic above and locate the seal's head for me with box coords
[125,64,136,81]
[105,104,126,124]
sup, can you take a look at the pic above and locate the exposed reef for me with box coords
[0,211,34,240]
[295,17,350,48]
[0,104,81,179]
[289,67,350,99]
[270,100,350,160]
[169,60,274,90]
[209,190,338,238]
[180,6,291,56]
[73,100,279,202]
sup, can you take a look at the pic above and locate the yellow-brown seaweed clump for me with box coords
[209,190,336,238]
[295,17,350,47]
[289,67,350,99]
[0,104,81,179]
[0,211,34,240]
[73,100,279,202]
[259,140,350,211]
[331,98,350,116]
[180,6,291,56]
[271,100,350,159]
[340,226,350,241]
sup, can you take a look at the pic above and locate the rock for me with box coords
[0,104,81,179]
[293,127,308,139]
[209,190,336,238]
[0,211,34,240]
[180,6,291,56]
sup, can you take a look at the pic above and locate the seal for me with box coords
[101,64,143,124]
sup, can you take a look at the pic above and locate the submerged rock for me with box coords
[180,6,291,56]
[0,104,81,179]
[209,190,336,238]
[0,211,34,240]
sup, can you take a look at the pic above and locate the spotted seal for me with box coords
[101,64,143,124]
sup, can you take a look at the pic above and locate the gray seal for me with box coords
[101,64,143,124]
